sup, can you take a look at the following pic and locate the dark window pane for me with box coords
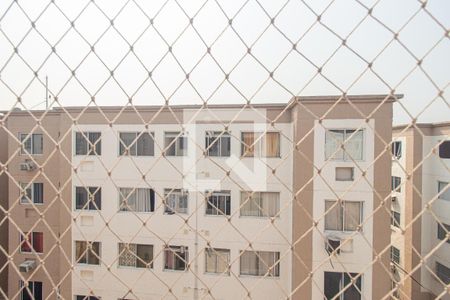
[324,272,341,300]
[343,273,362,300]
[76,132,87,155]
[33,183,43,204]
[439,141,450,159]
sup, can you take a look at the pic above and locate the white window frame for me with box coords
[390,246,400,264]
[205,248,230,275]
[325,129,365,161]
[118,131,155,156]
[324,272,363,300]
[20,182,44,204]
[240,191,280,218]
[324,200,363,232]
[74,132,102,156]
[75,241,101,265]
[392,141,402,159]
[19,280,43,300]
[19,133,43,155]
[164,132,188,156]
[239,250,280,277]
[205,191,231,216]
[118,188,155,213]
[438,181,449,201]
[164,189,188,214]
[164,245,188,271]
[20,231,43,254]
[75,186,101,210]
[205,131,231,157]
[118,243,154,269]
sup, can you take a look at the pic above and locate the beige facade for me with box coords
[392,123,450,300]
[1,95,397,299]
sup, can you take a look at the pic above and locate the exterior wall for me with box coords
[292,98,394,300]
[421,133,450,300]
[392,124,450,300]
[0,124,9,297]
[5,113,72,299]
[71,108,293,299]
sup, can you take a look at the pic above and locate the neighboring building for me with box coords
[391,123,450,299]
[0,117,9,298]
[2,94,396,300]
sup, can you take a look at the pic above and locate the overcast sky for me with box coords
[0,0,448,124]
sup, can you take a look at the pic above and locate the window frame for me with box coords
[163,245,189,271]
[392,141,402,159]
[391,210,401,228]
[435,262,450,284]
[75,296,101,300]
[240,131,281,158]
[439,140,450,159]
[164,131,188,157]
[20,280,43,300]
[75,186,102,210]
[239,250,280,277]
[324,271,362,300]
[20,232,44,254]
[240,191,280,218]
[205,191,231,216]
[74,132,102,156]
[20,182,44,205]
[205,131,231,157]
[438,181,449,201]
[390,246,400,265]
[324,200,363,232]
[163,189,188,215]
[19,133,43,155]
[118,131,155,156]
[75,241,101,265]
[118,243,154,269]
[324,129,365,161]
[118,187,155,213]
[204,248,230,275]
[437,223,450,243]
[391,176,402,193]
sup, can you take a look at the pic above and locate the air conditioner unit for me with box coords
[325,236,341,255]
[19,260,36,273]
[19,160,36,171]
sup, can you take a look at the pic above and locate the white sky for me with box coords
[0,0,449,125]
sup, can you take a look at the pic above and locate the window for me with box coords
[241,132,280,157]
[20,281,42,300]
[437,223,450,243]
[75,132,101,156]
[206,191,231,216]
[118,243,153,268]
[20,232,43,253]
[324,272,362,300]
[119,132,154,156]
[392,141,402,159]
[75,187,101,210]
[75,296,100,300]
[335,167,354,181]
[324,200,363,232]
[20,133,43,155]
[75,241,100,265]
[164,189,188,214]
[436,262,450,284]
[164,246,188,271]
[20,182,43,204]
[205,131,231,157]
[438,181,450,201]
[164,132,187,156]
[240,192,279,217]
[240,250,280,277]
[119,188,155,212]
[325,129,364,161]
[391,210,401,228]
[390,246,400,264]
[439,141,450,159]
[391,176,401,192]
[205,248,230,274]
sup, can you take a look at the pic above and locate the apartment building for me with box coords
[391,123,450,300]
[1,94,396,300]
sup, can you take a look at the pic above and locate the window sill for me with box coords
[20,202,44,206]
[239,215,280,220]
[204,271,230,276]
[163,268,188,273]
[238,274,280,279]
